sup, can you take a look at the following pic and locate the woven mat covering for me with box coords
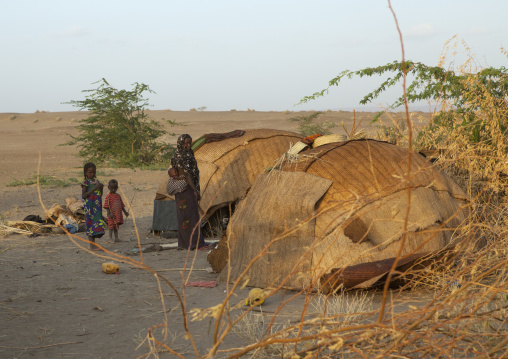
[212,139,469,290]
[217,171,332,289]
[287,139,467,203]
[197,131,302,218]
[310,187,467,288]
[194,129,301,164]
[286,140,469,240]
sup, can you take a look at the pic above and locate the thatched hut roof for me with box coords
[209,139,469,291]
[155,129,303,220]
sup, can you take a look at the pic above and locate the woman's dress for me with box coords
[175,187,205,249]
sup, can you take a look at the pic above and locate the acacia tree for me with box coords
[64,79,175,167]
[288,111,336,136]
[300,60,508,146]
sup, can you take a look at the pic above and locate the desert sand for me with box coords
[0,110,418,358]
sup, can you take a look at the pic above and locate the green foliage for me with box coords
[380,121,407,145]
[301,60,508,110]
[167,118,186,127]
[288,111,336,136]
[7,175,76,187]
[63,79,176,167]
[300,60,508,147]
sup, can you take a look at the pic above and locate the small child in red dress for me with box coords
[103,179,129,242]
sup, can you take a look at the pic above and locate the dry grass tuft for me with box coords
[310,290,374,324]
[0,221,52,237]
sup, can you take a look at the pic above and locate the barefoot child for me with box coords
[103,179,129,242]
[81,162,106,250]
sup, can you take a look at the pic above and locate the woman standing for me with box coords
[172,134,200,193]
[167,166,205,250]
[169,134,205,249]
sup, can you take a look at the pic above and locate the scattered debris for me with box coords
[125,244,162,255]
[245,288,269,306]
[187,281,218,288]
[102,262,119,274]
[1,197,85,237]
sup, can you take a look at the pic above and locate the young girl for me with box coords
[103,179,129,242]
[81,162,106,250]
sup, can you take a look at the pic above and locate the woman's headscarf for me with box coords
[171,134,200,193]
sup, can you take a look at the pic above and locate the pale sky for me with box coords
[1,0,507,113]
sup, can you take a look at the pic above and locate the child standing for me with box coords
[81,162,106,250]
[103,179,129,242]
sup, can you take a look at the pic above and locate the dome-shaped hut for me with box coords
[208,139,469,291]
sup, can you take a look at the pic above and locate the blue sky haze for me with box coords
[1,0,507,113]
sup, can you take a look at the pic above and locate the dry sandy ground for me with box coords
[0,110,420,358]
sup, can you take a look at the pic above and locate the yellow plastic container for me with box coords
[245,288,266,306]
[102,262,119,274]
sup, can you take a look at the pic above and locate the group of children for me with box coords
[81,134,205,251]
[82,162,129,250]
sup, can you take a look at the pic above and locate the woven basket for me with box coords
[312,134,346,148]
[287,141,308,155]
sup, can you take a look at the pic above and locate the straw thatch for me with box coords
[155,129,303,220]
[210,139,469,291]
[0,221,54,237]
[312,134,346,147]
